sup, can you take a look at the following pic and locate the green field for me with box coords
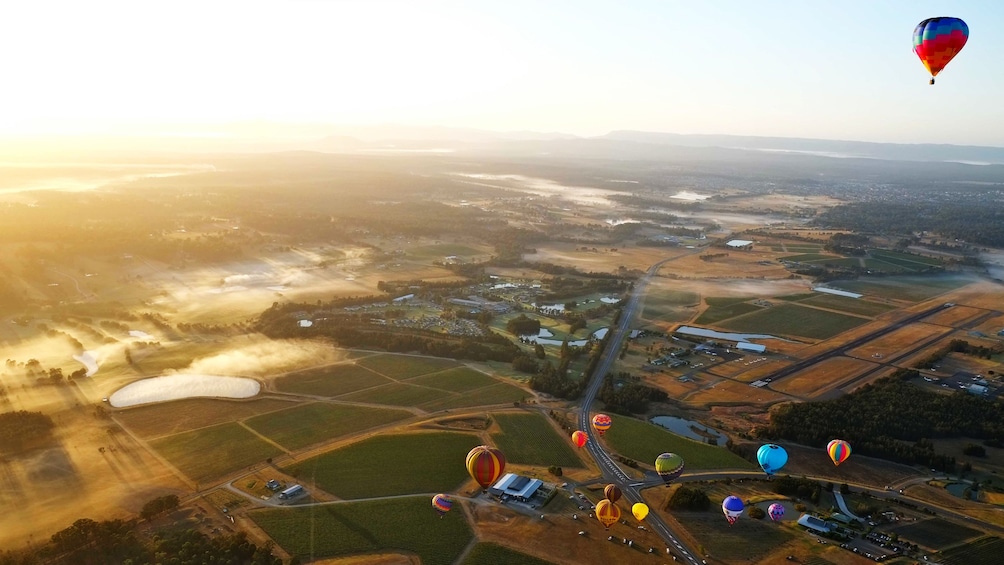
[785,245,823,251]
[816,257,863,268]
[800,294,897,317]
[776,293,817,302]
[407,367,498,391]
[871,249,944,267]
[115,397,297,439]
[244,403,412,451]
[719,303,868,340]
[489,412,584,468]
[341,382,452,406]
[888,517,982,550]
[780,253,840,263]
[250,496,472,565]
[834,275,972,302]
[676,512,792,561]
[641,291,700,320]
[695,303,761,325]
[419,382,530,411]
[462,543,556,565]
[275,364,392,397]
[862,257,913,273]
[359,354,460,378]
[150,422,284,482]
[939,536,1004,565]
[602,415,755,471]
[284,432,480,499]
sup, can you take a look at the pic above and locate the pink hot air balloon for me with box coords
[768,503,784,522]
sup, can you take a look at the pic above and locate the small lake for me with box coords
[650,415,728,446]
[945,483,978,500]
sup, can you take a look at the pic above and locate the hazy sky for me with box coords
[3,1,1003,145]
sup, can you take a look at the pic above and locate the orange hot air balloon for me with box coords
[466,445,506,491]
[591,413,612,436]
[595,499,621,529]
[827,439,851,467]
[604,484,622,503]
[571,430,588,448]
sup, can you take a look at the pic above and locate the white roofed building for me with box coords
[489,473,543,502]
[726,239,754,249]
[735,341,766,353]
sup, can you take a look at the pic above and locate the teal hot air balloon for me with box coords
[655,452,685,486]
[756,444,788,476]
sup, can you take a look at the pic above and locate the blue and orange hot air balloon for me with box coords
[592,413,612,436]
[466,445,506,492]
[571,430,588,448]
[432,494,453,517]
[913,17,968,85]
[827,439,852,467]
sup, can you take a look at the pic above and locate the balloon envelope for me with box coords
[655,452,685,484]
[571,430,588,448]
[604,484,622,503]
[757,444,788,475]
[913,17,968,79]
[722,495,745,525]
[632,502,649,521]
[592,414,612,435]
[595,499,621,529]
[768,503,784,522]
[432,494,453,515]
[827,439,852,466]
[466,445,506,490]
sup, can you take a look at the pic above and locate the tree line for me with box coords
[815,201,1004,248]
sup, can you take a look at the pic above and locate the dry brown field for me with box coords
[684,378,791,406]
[927,352,1004,377]
[772,443,924,486]
[523,242,686,274]
[770,356,880,398]
[970,312,1004,336]
[638,372,706,399]
[845,323,950,361]
[311,555,416,565]
[843,365,900,393]
[656,251,793,280]
[923,304,991,328]
[937,279,1004,309]
[727,360,792,382]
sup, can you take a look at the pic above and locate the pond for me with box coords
[649,415,728,446]
[945,482,978,500]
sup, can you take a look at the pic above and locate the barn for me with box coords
[489,473,543,502]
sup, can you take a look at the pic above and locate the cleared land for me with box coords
[251,496,472,565]
[358,354,460,379]
[845,323,949,361]
[274,364,392,397]
[684,378,791,405]
[887,517,981,550]
[150,422,284,482]
[771,356,879,398]
[407,367,498,391]
[720,303,869,340]
[461,543,556,565]
[283,432,480,499]
[489,412,583,468]
[244,403,412,451]
[114,397,297,439]
[601,414,755,470]
[922,304,990,328]
[674,512,793,562]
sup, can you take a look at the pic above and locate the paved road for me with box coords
[577,253,706,565]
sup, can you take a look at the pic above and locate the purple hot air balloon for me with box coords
[768,503,785,522]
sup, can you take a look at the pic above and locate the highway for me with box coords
[577,254,705,565]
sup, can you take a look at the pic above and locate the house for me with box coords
[797,514,833,534]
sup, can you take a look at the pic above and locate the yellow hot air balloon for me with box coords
[595,499,621,530]
[631,502,649,521]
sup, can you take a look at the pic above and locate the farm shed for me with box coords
[797,514,833,534]
[489,473,543,502]
[726,239,754,249]
[735,342,766,353]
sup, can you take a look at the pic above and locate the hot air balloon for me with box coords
[632,502,649,521]
[655,452,685,486]
[432,494,453,517]
[827,439,851,467]
[722,496,744,526]
[757,444,788,476]
[571,430,588,448]
[768,503,785,522]
[595,499,621,530]
[604,484,622,503]
[466,445,506,491]
[592,413,612,436]
[913,17,968,85]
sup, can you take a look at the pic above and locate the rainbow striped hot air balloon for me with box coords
[655,452,685,486]
[827,439,852,467]
[432,494,453,517]
[595,499,621,530]
[768,503,785,522]
[466,445,506,492]
[591,413,612,436]
[571,430,588,448]
[913,17,968,85]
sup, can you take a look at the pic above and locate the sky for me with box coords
[2,0,1003,145]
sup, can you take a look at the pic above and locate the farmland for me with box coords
[695,297,762,325]
[407,367,499,392]
[250,496,473,565]
[340,382,452,406]
[358,354,460,379]
[243,402,413,451]
[274,363,392,397]
[418,382,530,411]
[461,543,556,565]
[489,412,584,468]
[601,414,756,471]
[114,397,297,439]
[833,274,972,302]
[719,303,869,340]
[887,517,981,550]
[282,432,480,499]
[149,422,284,482]
[938,536,1004,565]
[674,512,793,562]
[799,294,897,317]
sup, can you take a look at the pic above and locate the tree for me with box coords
[748,506,766,520]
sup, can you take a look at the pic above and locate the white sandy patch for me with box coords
[128,330,154,340]
[72,351,100,377]
[671,191,711,201]
[109,374,260,408]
